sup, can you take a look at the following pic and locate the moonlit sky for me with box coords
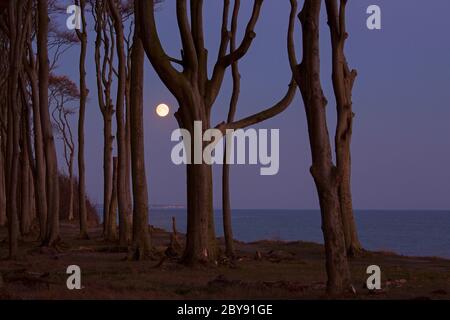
[55,0,450,210]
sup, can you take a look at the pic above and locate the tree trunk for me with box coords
[38,0,60,247]
[183,161,216,265]
[222,157,235,258]
[130,19,151,260]
[106,157,118,241]
[109,0,131,247]
[26,51,47,240]
[20,121,32,235]
[68,157,74,221]
[324,0,362,257]
[6,106,20,259]
[77,0,89,239]
[103,115,114,237]
[338,157,362,256]
[0,142,6,227]
[289,0,352,294]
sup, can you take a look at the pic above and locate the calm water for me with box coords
[97,208,450,258]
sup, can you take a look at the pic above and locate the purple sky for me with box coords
[56,0,450,210]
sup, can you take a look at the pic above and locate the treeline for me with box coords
[1,0,362,295]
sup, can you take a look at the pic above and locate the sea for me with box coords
[97,208,450,259]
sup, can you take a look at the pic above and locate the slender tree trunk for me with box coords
[38,0,60,247]
[130,17,151,260]
[20,120,32,235]
[6,0,26,258]
[6,106,20,258]
[103,115,114,237]
[0,142,6,227]
[221,158,234,258]
[109,0,131,246]
[106,157,118,241]
[324,0,361,257]
[26,51,47,240]
[289,0,352,294]
[6,103,20,258]
[68,157,74,221]
[222,1,241,259]
[76,0,89,239]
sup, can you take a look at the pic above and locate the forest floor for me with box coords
[0,222,449,300]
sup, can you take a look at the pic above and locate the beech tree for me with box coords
[75,0,89,239]
[49,74,80,223]
[38,0,61,247]
[325,0,361,256]
[92,0,116,240]
[222,0,240,259]
[129,0,151,260]
[19,76,36,236]
[0,21,8,228]
[288,0,357,293]
[5,0,31,258]
[24,17,48,241]
[108,0,132,246]
[137,0,296,264]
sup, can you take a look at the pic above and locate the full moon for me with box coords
[156,103,170,117]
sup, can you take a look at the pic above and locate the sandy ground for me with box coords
[0,222,449,300]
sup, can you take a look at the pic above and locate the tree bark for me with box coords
[68,156,74,221]
[109,0,131,247]
[288,0,352,294]
[106,157,118,241]
[20,113,32,235]
[130,10,151,260]
[103,115,114,239]
[0,140,6,227]
[6,0,28,258]
[76,0,89,239]
[324,0,362,256]
[222,0,241,259]
[25,47,47,240]
[38,0,60,247]
[183,160,216,265]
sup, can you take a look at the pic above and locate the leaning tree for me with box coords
[136,0,297,264]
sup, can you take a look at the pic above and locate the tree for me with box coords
[49,74,80,223]
[92,0,116,240]
[288,0,353,294]
[4,0,31,258]
[108,0,132,246]
[24,27,48,241]
[325,0,361,256]
[130,0,151,259]
[38,0,60,247]
[75,0,89,239]
[0,18,8,228]
[137,0,296,264]
[222,0,241,259]
[19,78,35,236]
